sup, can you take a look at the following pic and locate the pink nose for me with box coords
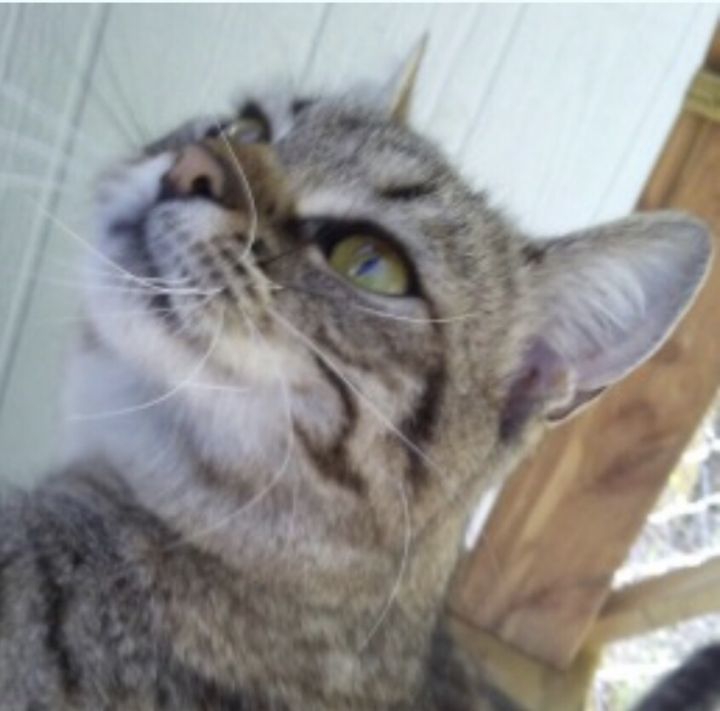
[164,144,225,200]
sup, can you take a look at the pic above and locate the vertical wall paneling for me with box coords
[0,5,108,482]
[459,4,719,235]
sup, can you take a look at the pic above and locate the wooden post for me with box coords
[587,554,720,648]
[450,25,720,670]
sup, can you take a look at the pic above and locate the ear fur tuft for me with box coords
[505,211,712,425]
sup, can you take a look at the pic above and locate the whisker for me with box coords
[353,304,483,325]
[69,297,223,420]
[33,203,220,297]
[99,64,150,144]
[172,305,296,546]
[0,82,118,162]
[0,130,101,178]
[48,36,144,151]
[93,27,150,144]
[0,272,151,296]
[360,476,411,649]
[216,120,259,262]
[267,306,445,486]
[36,305,178,326]
[0,254,188,298]
[270,278,485,326]
[184,382,254,393]
[0,175,87,201]
[262,306,415,646]
[97,47,151,145]
[257,244,307,268]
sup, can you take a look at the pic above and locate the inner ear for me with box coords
[500,340,573,439]
[504,211,712,429]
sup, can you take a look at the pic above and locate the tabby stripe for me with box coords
[400,362,447,491]
[395,295,447,493]
[0,551,21,628]
[0,554,7,626]
[33,545,82,696]
[297,355,366,496]
[315,322,375,373]
[165,656,287,711]
[297,427,366,496]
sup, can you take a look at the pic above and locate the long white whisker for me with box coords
[0,173,88,200]
[98,50,151,145]
[353,303,483,325]
[36,305,176,326]
[69,301,224,420]
[0,131,101,178]
[0,273,157,296]
[265,307,418,644]
[216,121,259,262]
[175,307,295,545]
[80,73,141,148]
[0,257,209,298]
[360,476,411,649]
[0,82,116,161]
[267,307,444,485]
[184,382,254,393]
[33,204,220,297]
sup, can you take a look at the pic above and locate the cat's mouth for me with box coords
[96,138,280,313]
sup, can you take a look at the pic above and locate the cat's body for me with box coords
[0,462,497,710]
[0,54,712,710]
[632,645,720,711]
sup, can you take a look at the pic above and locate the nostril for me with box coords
[190,175,213,198]
[164,144,225,201]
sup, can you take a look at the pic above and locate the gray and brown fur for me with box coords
[0,59,712,710]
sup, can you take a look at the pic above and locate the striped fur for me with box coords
[0,75,710,710]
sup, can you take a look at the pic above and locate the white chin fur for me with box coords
[94,152,174,231]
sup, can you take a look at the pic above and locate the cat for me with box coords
[0,46,712,710]
[633,644,720,710]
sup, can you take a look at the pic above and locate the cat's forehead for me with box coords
[280,100,450,182]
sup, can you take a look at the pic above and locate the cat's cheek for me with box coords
[94,152,175,232]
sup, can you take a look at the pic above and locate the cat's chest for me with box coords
[145,554,432,708]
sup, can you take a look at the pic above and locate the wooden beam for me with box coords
[449,613,598,711]
[588,555,720,648]
[449,26,720,669]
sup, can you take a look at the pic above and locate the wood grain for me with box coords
[587,554,720,647]
[450,25,720,669]
[449,613,597,711]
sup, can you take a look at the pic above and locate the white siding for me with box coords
[0,3,717,484]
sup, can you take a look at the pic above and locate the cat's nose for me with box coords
[162,144,226,201]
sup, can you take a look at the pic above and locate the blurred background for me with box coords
[0,5,718,709]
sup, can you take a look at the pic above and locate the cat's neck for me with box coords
[62,345,496,662]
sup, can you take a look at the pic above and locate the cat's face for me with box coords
[77,79,710,551]
[82,92,530,536]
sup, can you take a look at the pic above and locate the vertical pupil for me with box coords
[355,256,380,277]
[352,245,381,277]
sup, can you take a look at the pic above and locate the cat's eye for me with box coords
[328,235,410,296]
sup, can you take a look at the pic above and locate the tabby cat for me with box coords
[633,644,720,711]
[0,48,712,710]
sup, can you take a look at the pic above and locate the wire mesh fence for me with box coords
[591,396,720,709]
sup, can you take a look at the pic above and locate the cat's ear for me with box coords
[502,211,712,433]
[384,35,428,123]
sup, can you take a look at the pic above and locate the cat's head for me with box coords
[72,50,712,555]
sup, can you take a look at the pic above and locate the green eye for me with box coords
[328,235,410,296]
